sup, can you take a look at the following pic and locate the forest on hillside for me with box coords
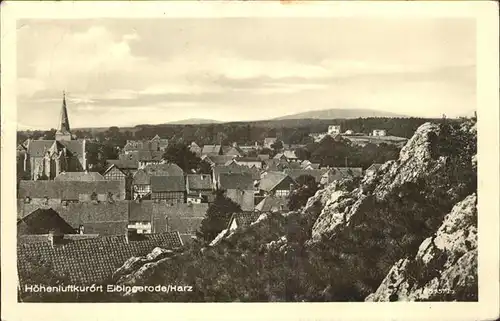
[17,117,445,147]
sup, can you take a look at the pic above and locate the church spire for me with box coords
[55,91,72,141]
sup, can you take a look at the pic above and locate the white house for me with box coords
[372,129,387,137]
[328,125,341,135]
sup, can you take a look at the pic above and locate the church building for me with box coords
[21,92,88,180]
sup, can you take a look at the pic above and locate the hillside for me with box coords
[274,108,408,120]
[101,118,476,303]
[167,118,222,125]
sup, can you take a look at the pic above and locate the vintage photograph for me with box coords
[11,9,481,304]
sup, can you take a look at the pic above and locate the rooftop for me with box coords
[17,232,183,285]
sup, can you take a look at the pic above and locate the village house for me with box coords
[201,144,222,156]
[263,137,278,149]
[216,172,255,211]
[127,199,154,234]
[19,93,88,181]
[17,231,183,286]
[212,164,260,189]
[234,157,262,169]
[226,212,262,233]
[258,171,296,198]
[18,180,126,205]
[320,167,364,185]
[186,174,213,204]
[202,155,236,167]
[17,199,130,236]
[131,163,184,200]
[151,202,209,243]
[222,143,244,157]
[257,154,270,161]
[17,208,78,236]
[328,125,341,135]
[122,135,168,154]
[150,175,186,204]
[255,195,289,213]
[284,169,327,184]
[54,171,105,182]
[372,129,387,137]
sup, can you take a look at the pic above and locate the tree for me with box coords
[271,140,283,152]
[293,147,310,161]
[287,175,319,211]
[163,142,202,173]
[42,129,56,140]
[198,159,213,175]
[197,190,242,243]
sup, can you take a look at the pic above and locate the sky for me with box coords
[17,18,476,130]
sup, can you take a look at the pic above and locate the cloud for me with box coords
[16,18,476,129]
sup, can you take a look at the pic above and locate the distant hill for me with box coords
[274,108,408,120]
[167,118,222,125]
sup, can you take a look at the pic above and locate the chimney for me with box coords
[47,230,55,248]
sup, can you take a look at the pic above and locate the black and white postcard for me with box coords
[1,1,498,321]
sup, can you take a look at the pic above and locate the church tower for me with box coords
[55,91,72,141]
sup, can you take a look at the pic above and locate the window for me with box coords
[24,197,31,204]
[90,192,98,201]
[275,189,289,197]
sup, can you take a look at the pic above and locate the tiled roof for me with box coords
[17,232,183,285]
[333,167,363,177]
[132,169,150,185]
[17,208,77,235]
[128,200,153,221]
[259,172,292,192]
[201,145,221,155]
[284,169,326,183]
[235,157,261,163]
[213,165,259,181]
[221,146,243,156]
[54,172,105,182]
[27,140,57,157]
[60,140,86,158]
[150,176,186,192]
[106,159,139,170]
[186,174,212,190]
[144,163,184,176]
[18,180,125,201]
[255,196,288,212]
[283,151,298,159]
[322,167,364,183]
[123,140,151,152]
[18,234,100,245]
[137,150,164,161]
[204,155,235,166]
[218,172,254,190]
[228,212,261,230]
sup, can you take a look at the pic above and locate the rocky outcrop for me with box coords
[113,247,177,285]
[108,120,477,302]
[366,194,477,301]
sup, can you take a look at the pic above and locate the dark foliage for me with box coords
[197,191,242,243]
[162,142,203,174]
[288,175,320,211]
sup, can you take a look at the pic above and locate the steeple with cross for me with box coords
[55,91,72,141]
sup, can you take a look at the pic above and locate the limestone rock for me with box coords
[366,194,477,301]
